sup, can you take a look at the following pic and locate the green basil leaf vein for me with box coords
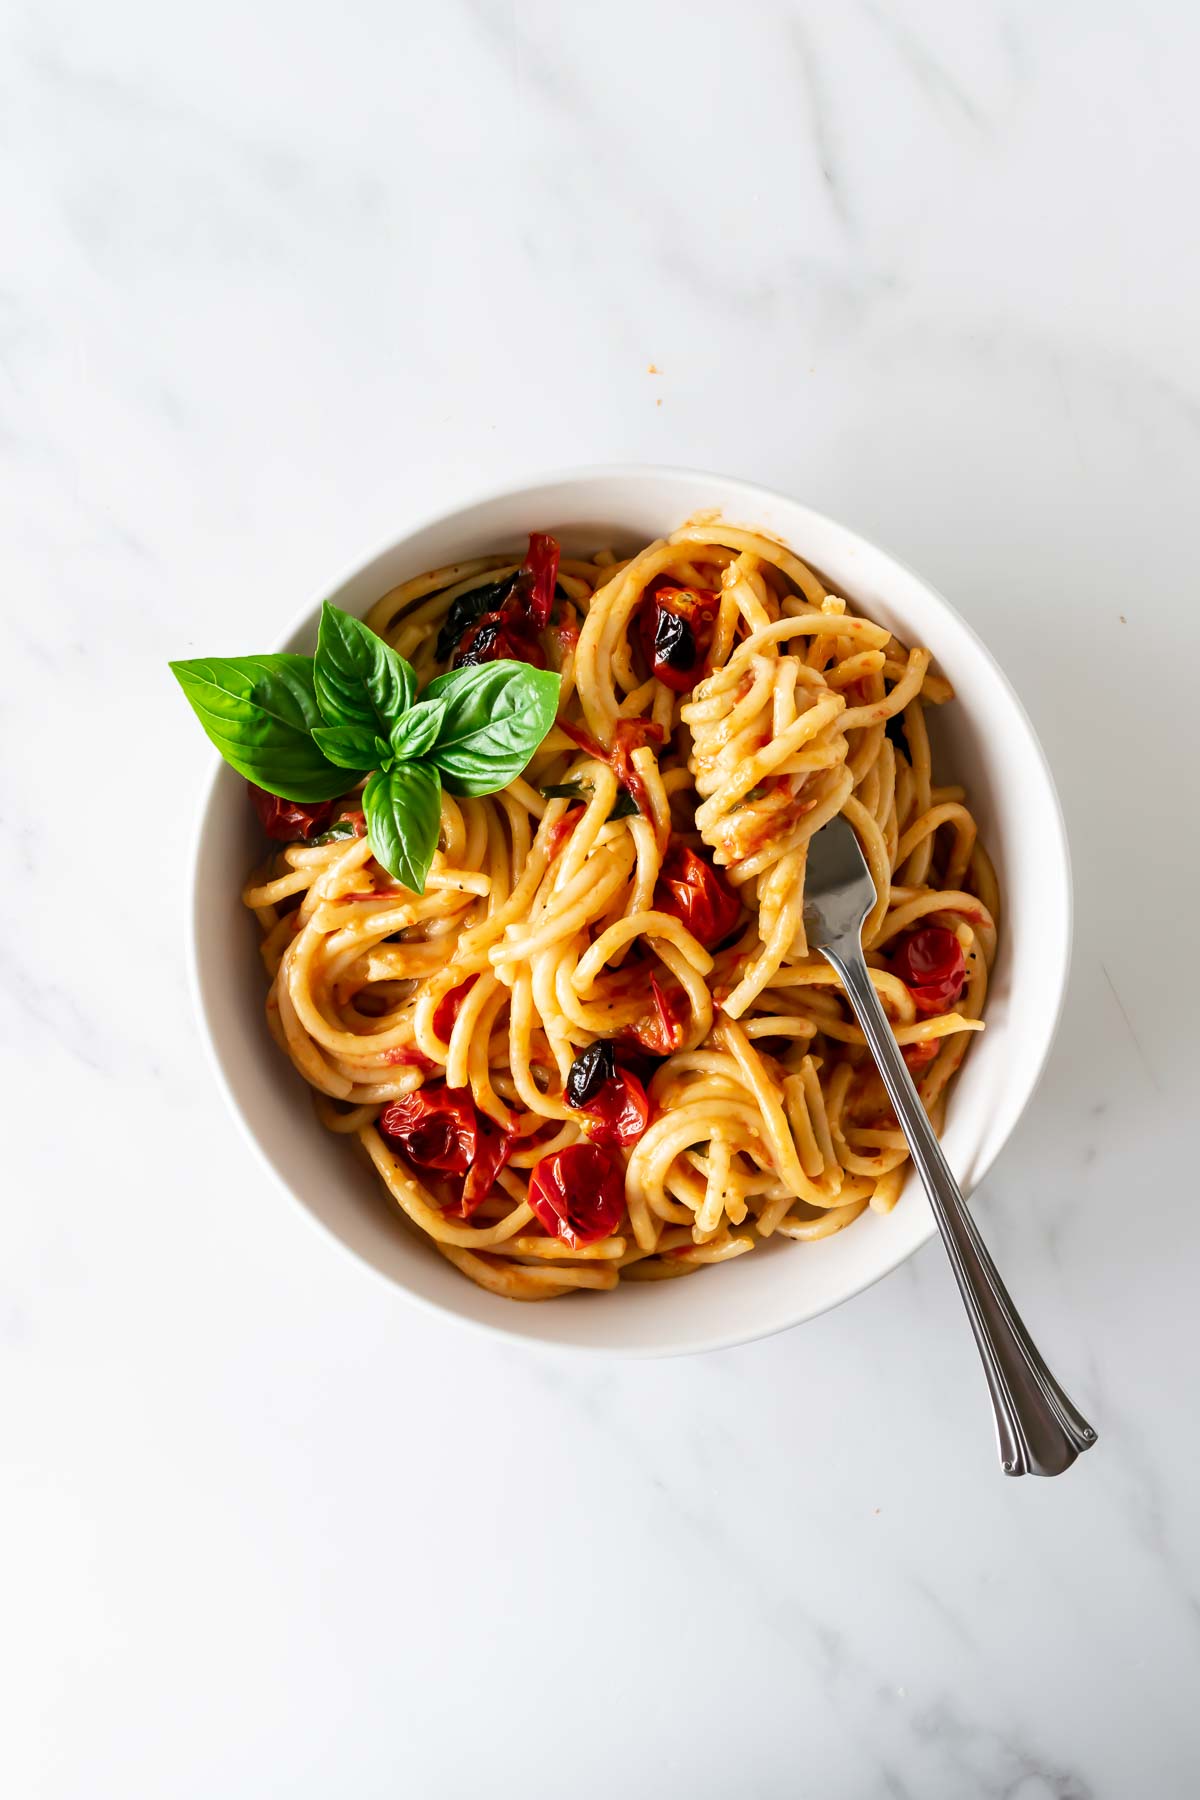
[315,603,416,735]
[311,722,382,771]
[423,661,560,798]
[169,654,350,802]
[363,762,442,894]
[389,698,448,763]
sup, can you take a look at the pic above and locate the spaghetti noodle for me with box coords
[243,517,997,1300]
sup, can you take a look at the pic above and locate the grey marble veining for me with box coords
[3,1,1199,1795]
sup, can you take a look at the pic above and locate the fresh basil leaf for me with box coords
[363,762,442,894]
[315,603,416,736]
[434,572,518,663]
[422,661,560,798]
[311,722,380,771]
[389,698,448,763]
[310,815,362,845]
[170,654,349,802]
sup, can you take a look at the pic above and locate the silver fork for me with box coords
[803,817,1097,1477]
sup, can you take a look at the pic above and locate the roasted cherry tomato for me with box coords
[248,783,338,842]
[450,531,560,665]
[380,1083,513,1218]
[638,581,720,693]
[378,1085,478,1175]
[432,975,478,1043]
[523,531,560,630]
[455,1116,513,1219]
[564,1040,650,1149]
[624,973,689,1057]
[654,842,740,949]
[892,927,967,1017]
[527,1143,625,1248]
[544,807,584,861]
[903,1039,941,1074]
[455,608,547,668]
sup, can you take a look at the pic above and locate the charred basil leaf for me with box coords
[565,1040,618,1109]
[435,573,518,663]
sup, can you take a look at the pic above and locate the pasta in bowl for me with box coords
[189,469,1070,1354]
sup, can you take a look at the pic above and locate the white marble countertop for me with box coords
[5,2,1200,1794]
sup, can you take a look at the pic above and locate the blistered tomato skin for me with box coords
[654,843,741,949]
[378,1086,478,1175]
[455,610,547,669]
[892,927,967,1016]
[639,583,720,693]
[624,974,689,1057]
[432,975,478,1044]
[379,1082,514,1218]
[523,531,560,629]
[456,1117,513,1218]
[248,784,338,842]
[450,531,560,666]
[527,1144,625,1248]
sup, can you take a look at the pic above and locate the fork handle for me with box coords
[822,942,1097,1477]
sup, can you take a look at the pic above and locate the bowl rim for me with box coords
[188,461,1074,1357]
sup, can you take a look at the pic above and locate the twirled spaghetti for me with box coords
[244,516,997,1300]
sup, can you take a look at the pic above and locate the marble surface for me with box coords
[4,2,1199,1794]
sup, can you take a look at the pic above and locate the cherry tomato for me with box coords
[624,973,689,1057]
[450,531,560,664]
[380,1083,515,1218]
[544,807,584,861]
[378,1085,478,1176]
[654,842,740,949]
[527,1143,625,1248]
[903,1039,941,1074]
[892,927,967,1017]
[455,1116,513,1219]
[383,1045,436,1073]
[638,581,720,693]
[564,1041,651,1149]
[523,531,560,629]
[432,975,478,1044]
[248,783,338,842]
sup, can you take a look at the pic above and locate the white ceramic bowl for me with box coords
[191,467,1071,1356]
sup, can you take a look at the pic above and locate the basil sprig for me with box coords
[171,601,559,892]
